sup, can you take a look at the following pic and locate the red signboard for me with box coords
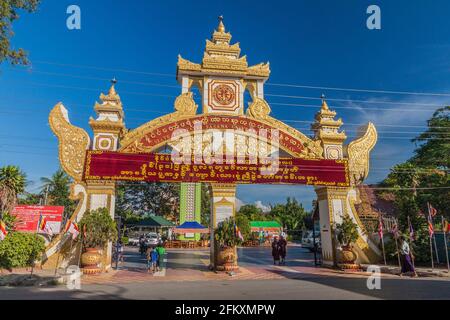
[11,205,64,233]
[84,151,349,187]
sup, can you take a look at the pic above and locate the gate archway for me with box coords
[42,17,379,270]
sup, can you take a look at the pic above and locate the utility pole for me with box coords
[43,185,49,205]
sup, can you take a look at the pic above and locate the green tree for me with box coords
[200,183,211,226]
[40,169,75,220]
[235,212,250,240]
[379,106,449,262]
[0,0,40,65]
[271,197,307,231]
[238,204,264,221]
[0,165,27,215]
[19,192,42,205]
[115,182,179,219]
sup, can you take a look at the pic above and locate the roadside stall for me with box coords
[249,221,283,246]
[167,221,210,248]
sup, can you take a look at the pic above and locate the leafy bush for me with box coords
[384,228,432,264]
[121,236,129,245]
[235,213,250,241]
[78,208,117,248]
[215,217,243,247]
[335,215,359,247]
[1,211,17,232]
[0,232,45,271]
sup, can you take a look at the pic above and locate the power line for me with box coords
[7,68,182,89]
[31,60,174,78]
[8,69,444,111]
[28,60,450,98]
[266,83,450,97]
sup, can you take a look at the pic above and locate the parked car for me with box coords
[301,231,321,252]
[145,232,160,247]
[127,237,140,246]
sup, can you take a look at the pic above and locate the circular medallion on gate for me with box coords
[212,84,235,105]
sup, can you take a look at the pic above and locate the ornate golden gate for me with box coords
[43,18,379,270]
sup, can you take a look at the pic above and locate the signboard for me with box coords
[84,151,349,187]
[11,205,64,234]
[215,204,234,226]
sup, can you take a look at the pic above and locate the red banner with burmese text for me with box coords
[84,151,349,187]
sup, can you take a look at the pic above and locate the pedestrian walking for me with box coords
[272,236,280,265]
[155,242,166,270]
[278,235,287,265]
[139,235,146,255]
[117,240,124,263]
[146,246,159,273]
[399,235,418,277]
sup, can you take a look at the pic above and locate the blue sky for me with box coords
[1,0,450,210]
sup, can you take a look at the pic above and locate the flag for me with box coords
[408,218,415,242]
[38,214,53,236]
[391,222,399,239]
[443,219,450,234]
[66,221,79,240]
[0,220,7,241]
[377,216,384,239]
[234,223,244,242]
[427,203,437,217]
[427,213,434,237]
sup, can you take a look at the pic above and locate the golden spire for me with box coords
[321,93,329,110]
[217,15,225,33]
[100,78,121,103]
[108,77,117,96]
[94,79,124,118]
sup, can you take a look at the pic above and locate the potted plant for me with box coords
[214,217,243,271]
[335,215,359,266]
[78,208,117,274]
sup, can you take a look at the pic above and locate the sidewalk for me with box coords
[361,264,450,278]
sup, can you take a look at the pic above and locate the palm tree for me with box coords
[0,165,27,215]
[40,169,73,206]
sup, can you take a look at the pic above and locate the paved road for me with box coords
[1,246,449,300]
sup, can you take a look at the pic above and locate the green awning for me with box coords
[250,221,282,230]
[131,215,175,227]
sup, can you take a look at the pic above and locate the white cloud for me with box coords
[235,198,245,211]
[254,200,271,213]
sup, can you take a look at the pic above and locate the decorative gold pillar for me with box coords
[84,181,116,270]
[87,80,125,271]
[209,183,237,268]
[315,186,351,266]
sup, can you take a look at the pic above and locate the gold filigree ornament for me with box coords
[246,97,271,120]
[49,103,90,181]
[347,122,377,185]
[174,92,198,115]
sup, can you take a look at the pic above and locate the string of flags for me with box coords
[37,213,53,236]
[65,220,80,240]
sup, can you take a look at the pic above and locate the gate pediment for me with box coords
[119,113,323,159]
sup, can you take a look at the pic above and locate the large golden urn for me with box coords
[81,248,102,274]
[216,246,238,272]
[338,245,360,270]
[340,245,357,263]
